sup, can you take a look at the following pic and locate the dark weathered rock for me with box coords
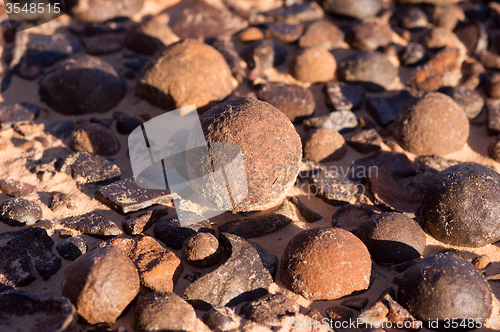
[289,196,323,223]
[125,12,178,55]
[0,179,35,197]
[325,81,365,111]
[347,129,383,154]
[239,293,300,327]
[122,209,169,236]
[488,135,500,163]
[441,86,484,119]
[356,212,425,264]
[322,0,382,19]
[0,245,36,286]
[423,163,500,247]
[62,151,121,185]
[393,92,469,156]
[487,99,500,135]
[420,27,465,51]
[184,233,278,309]
[342,297,369,310]
[203,307,240,331]
[207,38,246,84]
[265,23,303,44]
[69,122,120,156]
[7,227,61,280]
[218,199,296,238]
[303,128,347,162]
[398,253,492,328]
[98,236,183,292]
[133,292,196,332]
[472,255,491,270]
[59,212,122,239]
[26,33,80,67]
[260,2,324,23]
[56,236,88,261]
[70,0,144,23]
[136,39,235,110]
[182,232,221,268]
[154,212,213,250]
[460,58,484,91]
[309,168,358,205]
[39,55,126,115]
[82,32,124,55]
[399,8,428,30]
[478,50,500,70]
[0,103,36,127]
[299,20,344,50]
[62,246,140,325]
[0,290,78,332]
[326,306,353,323]
[365,91,412,126]
[241,39,287,69]
[95,177,173,214]
[339,51,397,92]
[347,19,393,51]
[255,82,315,122]
[290,47,336,83]
[45,121,76,139]
[400,42,428,67]
[0,198,42,226]
[281,227,371,300]
[303,110,358,133]
[350,151,417,181]
[486,73,500,99]
[332,204,374,232]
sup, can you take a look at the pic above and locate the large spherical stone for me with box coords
[70,0,144,23]
[356,212,426,264]
[422,163,500,247]
[39,55,126,115]
[393,92,469,156]
[281,227,371,300]
[399,253,493,328]
[187,97,302,212]
[136,39,236,110]
[61,246,140,324]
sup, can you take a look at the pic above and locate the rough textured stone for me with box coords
[62,246,140,325]
[400,42,428,67]
[242,39,287,69]
[45,121,76,139]
[69,122,120,156]
[0,179,35,197]
[239,293,300,327]
[303,128,347,162]
[399,8,428,30]
[203,307,240,331]
[281,227,371,300]
[350,151,417,181]
[39,55,126,115]
[56,236,88,261]
[63,151,121,184]
[190,97,301,212]
[182,232,221,268]
[60,212,122,239]
[82,32,125,55]
[422,163,500,247]
[98,236,183,292]
[420,27,465,51]
[290,47,336,83]
[486,73,500,99]
[478,50,500,70]
[347,19,393,51]
[133,292,197,332]
[326,306,353,322]
[342,297,369,310]
[322,0,382,19]
[26,33,80,67]
[347,129,383,154]
[136,39,235,110]
[299,20,344,50]
[332,204,374,232]
[325,81,365,111]
[184,233,278,309]
[0,290,77,332]
[0,103,36,127]
[122,209,169,236]
[0,245,36,286]
[441,86,484,119]
[487,99,500,135]
[309,168,358,206]
[339,51,397,92]
[154,212,214,250]
[0,198,42,226]
[207,38,246,84]
[488,135,500,163]
[70,0,144,23]
[265,23,304,44]
[260,2,325,23]
[398,253,492,327]
[356,212,425,264]
[393,92,469,156]
[303,110,358,132]
[255,83,315,122]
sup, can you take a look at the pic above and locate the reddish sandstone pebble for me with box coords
[303,128,347,162]
[69,122,120,156]
[189,97,302,212]
[281,227,371,300]
[61,246,140,324]
[182,232,221,268]
[290,47,336,83]
[136,39,235,110]
[393,92,469,156]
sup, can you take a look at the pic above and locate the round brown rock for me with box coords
[303,128,347,162]
[356,212,426,264]
[69,122,120,156]
[422,163,500,247]
[136,39,235,110]
[61,246,140,324]
[70,0,144,23]
[281,227,371,300]
[299,20,344,50]
[182,232,221,268]
[188,97,302,212]
[133,292,197,332]
[322,0,382,19]
[39,55,126,115]
[399,253,492,327]
[255,83,315,123]
[393,92,469,156]
[290,47,336,83]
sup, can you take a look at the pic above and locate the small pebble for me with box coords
[472,255,491,270]
[486,73,500,98]
[477,50,500,70]
[324,81,365,111]
[339,51,397,92]
[303,128,347,162]
[56,236,88,261]
[63,151,121,184]
[299,20,344,50]
[26,33,80,67]
[240,293,300,327]
[203,307,239,331]
[69,0,144,22]
[60,212,122,238]
[182,232,221,268]
[0,198,42,226]
[265,23,304,43]
[303,110,358,133]
[359,290,418,328]
[290,47,336,83]
[393,92,469,156]
[116,116,142,135]
[432,5,464,31]
[261,2,325,23]
[488,135,500,162]
[332,204,374,232]
[326,306,353,322]
[341,297,369,310]
[0,103,36,127]
[487,99,500,135]
[309,168,358,205]
[241,39,287,69]
[45,121,76,139]
[289,196,323,223]
[347,19,393,51]
[423,163,500,247]
[456,21,488,54]
[399,8,428,29]
[441,86,484,119]
[0,179,35,197]
[365,91,412,126]
[0,245,36,286]
[420,27,465,51]
[350,151,417,181]
[208,38,246,84]
[82,32,124,55]
[347,129,383,154]
[48,192,77,211]
[69,122,121,156]
[460,58,485,91]
[281,227,371,300]
[321,0,382,19]
[400,42,427,67]
[240,28,264,43]
[155,212,213,250]
[122,209,169,236]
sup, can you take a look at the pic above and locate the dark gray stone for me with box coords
[116,116,142,135]
[0,245,36,287]
[309,168,358,206]
[62,151,121,185]
[59,212,122,239]
[154,212,213,250]
[0,103,36,127]
[45,121,76,139]
[56,236,88,261]
[26,33,80,67]
[261,2,324,23]
[122,209,169,236]
[325,81,365,111]
[365,91,413,126]
[441,86,484,119]
[0,198,42,226]
[347,129,383,154]
[349,151,417,181]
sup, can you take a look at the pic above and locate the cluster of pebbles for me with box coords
[2,0,500,331]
